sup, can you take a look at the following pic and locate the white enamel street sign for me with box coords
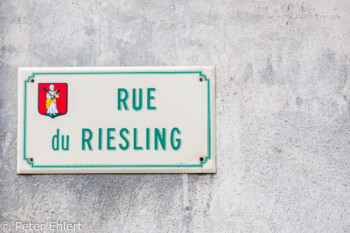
[17,67,216,174]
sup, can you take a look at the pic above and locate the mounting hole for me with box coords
[30,78,34,83]
[199,77,203,82]
[199,157,204,162]
[29,158,34,162]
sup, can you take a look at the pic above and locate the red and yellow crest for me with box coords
[38,83,68,118]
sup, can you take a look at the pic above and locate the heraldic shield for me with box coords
[38,83,68,118]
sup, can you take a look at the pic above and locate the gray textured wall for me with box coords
[1,0,350,232]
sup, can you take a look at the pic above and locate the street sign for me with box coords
[17,67,216,173]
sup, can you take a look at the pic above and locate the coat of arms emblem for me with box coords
[38,83,68,118]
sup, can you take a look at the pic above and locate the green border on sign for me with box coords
[23,71,211,168]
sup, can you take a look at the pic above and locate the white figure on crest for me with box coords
[46,84,59,115]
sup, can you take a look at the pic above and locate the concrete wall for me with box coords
[1,0,350,232]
